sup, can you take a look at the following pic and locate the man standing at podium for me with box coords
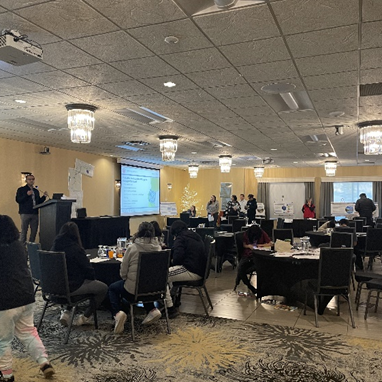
[16,174,49,243]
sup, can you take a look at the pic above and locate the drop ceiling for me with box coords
[0,0,381,169]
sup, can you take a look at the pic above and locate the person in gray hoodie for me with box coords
[108,222,162,334]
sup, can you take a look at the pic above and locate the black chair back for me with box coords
[195,227,215,241]
[234,231,245,261]
[26,242,42,282]
[376,218,382,224]
[353,219,364,232]
[376,223,382,229]
[38,250,70,299]
[318,247,353,292]
[330,232,353,248]
[276,218,284,229]
[324,216,335,221]
[260,219,274,238]
[180,213,190,226]
[134,250,171,299]
[203,235,215,282]
[347,221,356,228]
[365,228,382,252]
[167,217,178,227]
[272,228,294,244]
[227,215,239,225]
[232,219,246,233]
[335,226,356,236]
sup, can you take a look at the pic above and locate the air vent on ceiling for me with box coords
[360,83,382,97]
[237,156,261,161]
[302,134,329,145]
[209,140,232,148]
[115,107,173,125]
[125,140,149,146]
[116,145,142,152]
[200,160,218,165]
[262,157,274,165]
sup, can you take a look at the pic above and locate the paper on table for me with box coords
[273,253,293,257]
[89,257,109,263]
[293,255,320,260]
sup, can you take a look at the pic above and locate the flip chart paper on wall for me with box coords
[75,159,94,177]
[160,202,178,216]
[274,202,294,216]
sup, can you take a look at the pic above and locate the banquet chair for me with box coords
[303,247,355,328]
[195,227,215,241]
[355,270,382,310]
[363,228,382,270]
[125,250,171,341]
[173,236,214,316]
[364,278,382,319]
[330,232,353,248]
[232,218,246,233]
[26,242,42,295]
[272,229,294,244]
[37,250,98,344]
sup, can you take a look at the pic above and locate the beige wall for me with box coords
[1,137,119,230]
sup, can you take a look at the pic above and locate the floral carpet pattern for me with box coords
[11,308,382,382]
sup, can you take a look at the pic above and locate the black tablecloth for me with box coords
[72,216,130,249]
[304,231,331,247]
[88,248,122,286]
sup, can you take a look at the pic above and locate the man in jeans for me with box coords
[15,174,49,243]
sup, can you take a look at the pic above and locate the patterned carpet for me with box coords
[12,307,382,382]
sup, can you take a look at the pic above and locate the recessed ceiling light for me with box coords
[164,81,176,88]
[191,151,197,154]
[270,148,277,151]
[14,99,26,103]
[293,161,298,163]
[365,159,370,162]
[164,36,179,44]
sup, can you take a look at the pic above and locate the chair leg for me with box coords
[345,294,356,329]
[364,290,373,320]
[351,272,355,291]
[37,300,49,331]
[197,288,209,316]
[336,295,340,316]
[375,291,380,313]
[203,286,213,310]
[356,282,365,310]
[130,304,135,342]
[64,305,77,344]
[163,298,171,334]
[92,298,98,330]
[303,291,307,316]
[313,295,319,328]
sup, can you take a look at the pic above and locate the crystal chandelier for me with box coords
[219,155,232,173]
[188,164,199,178]
[66,104,97,144]
[254,166,265,178]
[324,161,337,176]
[159,136,178,162]
[358,120,382,155]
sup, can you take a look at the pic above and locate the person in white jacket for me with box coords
[108,222,161,334]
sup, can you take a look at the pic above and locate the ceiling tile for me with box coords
[128,19,212,55]
[0,69,13,79]
[165,89,215,104]
[295,51,359,76]
[361,47,382,69]
[286,25,358,58]
[360,68,382,84]
[221,95,269,109]
[362,21,382,49]
[0,1,51,10]
[86,0,186,29]
[0,77,48,96]
[62,85,126,103]
[0,61,55,76]
[0,12,61,44]
[65,64,132,85]
[0,6,6,12]
[22,70,89,89]
[0,90,79,107]
[15,0,118,40]
[304,71,358,90]
[141,74,199,93]
[205,84,257,100]
[253,77,305,94]
[363,0,382,22]
[99,80,156,98]
[220,37,290,66]
[42,41,102,69]
[161,48,231,74]
[194,4,279,46]
[70,31,152,62]
[186,67,246,88]
[238,60,299,83]
[272,0,358,35]
[110,57,179,79]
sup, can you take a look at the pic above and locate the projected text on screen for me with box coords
[120,166,160,216]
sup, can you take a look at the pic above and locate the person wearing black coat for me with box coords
[355,193,376,226]
[51,222,108,327]
[246,194,258,223]
[0,215,55,381]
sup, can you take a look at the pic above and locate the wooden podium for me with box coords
[34,199,75,250]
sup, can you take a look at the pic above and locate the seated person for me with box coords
[318,220,336,232]
[51,222,108,327]
[108,222,162,334]
[150,220,166,249]
[187,205,197,217]
[225,195,241,217]
[235,225,272,295]
[339,218,350,226]
[165,220,206,315]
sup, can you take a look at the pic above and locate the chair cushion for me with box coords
[366,278,382,290]
[355,271,382,283]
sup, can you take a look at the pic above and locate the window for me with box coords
[333,182,373,203]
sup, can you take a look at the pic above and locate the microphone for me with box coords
[34,185,44,194]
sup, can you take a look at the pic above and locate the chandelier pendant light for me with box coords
[358,120,382,155]
[219,155,232,173]
[324,161,337,177]
[66,104,97,144]
[188,164,199,178]
[159,135,178,162]
[254,166,265,178]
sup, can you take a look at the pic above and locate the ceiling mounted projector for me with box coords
[0,30,43,66]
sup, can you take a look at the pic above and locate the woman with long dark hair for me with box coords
[206,195,219,227]
[0,215,55,381]
[51,222,108,327]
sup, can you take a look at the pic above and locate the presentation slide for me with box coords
[120,166,160,216]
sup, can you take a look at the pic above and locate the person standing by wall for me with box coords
[246,194,258,223]
[302,198,315,219]
[238,194,247,218]
[224,195,241,217]
[206,195,219,227]
[355,193,376,226]
[15,174,49,244]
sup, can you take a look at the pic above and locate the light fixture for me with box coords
[66,104,97,144]
[188,164,199,178]
[159,135,178,162]
[15,99,26,103]
[324,161,337,177]
[254,166,265,178]
[164,36,179,44]
[167,183,173,190]
[358,120,382,155]
[270,148,278,151]
[164,81,176,88]
[219,155,232,173]
[334,125,344,136]
[115,180,121,190]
